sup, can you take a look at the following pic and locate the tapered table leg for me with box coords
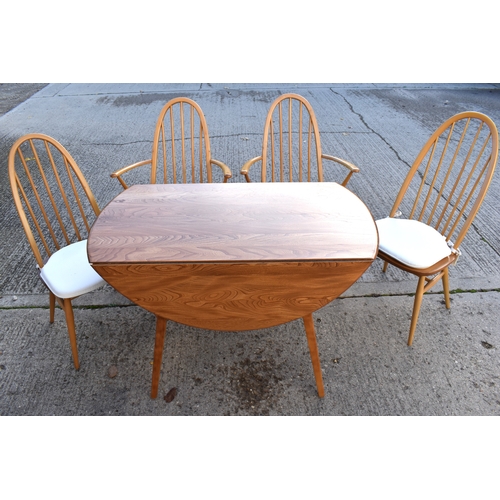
[302,313,325,398]
[151,316,168,399]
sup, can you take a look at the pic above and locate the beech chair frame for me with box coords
[8,133,102,369]
[378,111,499,346]
[111,97,232,189]
[241,93,359,185]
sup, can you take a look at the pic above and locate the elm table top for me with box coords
[88,182,378,265]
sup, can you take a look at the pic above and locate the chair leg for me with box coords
[442,267,451,309]
[61,298,80,370]
[407,276,426,347]
[151,315,168,399]
[49,292,56,323]
[302,313,325,397]
[382,261,389,272]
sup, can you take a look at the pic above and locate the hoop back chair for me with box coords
[111,97,232,189]
[8,134,106,369]
[376,111,499,346]
[240,93,359,185]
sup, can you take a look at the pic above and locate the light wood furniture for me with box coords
[240,93,359,185]
[88,183,378,398]
[8,134,106,369]
[376,111,499,346]
[111,97,232,189]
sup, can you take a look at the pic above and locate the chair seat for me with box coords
[40,240,105,299]
[376,217,452,269]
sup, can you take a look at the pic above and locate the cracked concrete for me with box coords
[1,83,500,416]
[331,89,413,167]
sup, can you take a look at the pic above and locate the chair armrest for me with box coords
[210,159,233,183]
[321,154,360,187]
[110,159,152,190]
[240,156,262,183]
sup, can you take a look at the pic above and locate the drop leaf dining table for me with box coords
[87,182,378,398]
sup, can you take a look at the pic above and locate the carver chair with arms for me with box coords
[111,97,232,189]
[8,134,106,369]
[376,111,499,346]
[240,93,360,185]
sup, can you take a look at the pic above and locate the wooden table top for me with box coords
[88,183,378,265]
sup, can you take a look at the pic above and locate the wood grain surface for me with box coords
[93,261,372,330]
[88,183,378,264]
[88,183,378,330]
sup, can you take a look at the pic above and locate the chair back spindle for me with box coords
[391,112,498,249]
[151,98,212,184]
[261,94,323,183]
[8,134,100,268]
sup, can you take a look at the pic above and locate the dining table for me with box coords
[87,182,379,398]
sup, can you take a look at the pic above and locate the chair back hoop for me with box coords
[8,133,100,268]
[151,97,213,184]
[261,93,323,182]
[390,111,499,248]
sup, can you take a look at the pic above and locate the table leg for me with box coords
[151,315,168,399]
[302,313,325,398]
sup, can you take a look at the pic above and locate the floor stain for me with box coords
[219,357,283,415]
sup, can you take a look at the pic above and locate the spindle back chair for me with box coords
[390,112,497,249]
[8,133,105,369]
[9,134,100,267]
[111,97,231,189]
[376,111,499,346]
[241,93,359,185]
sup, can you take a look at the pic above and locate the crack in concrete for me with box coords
[329,88,500,259]
[82,141,151,147]
[0,303,137,311]
[82,133,260,147]
[474,231,500,259]
[2,288,500,310]
[339,288,500,300]
[329,88,411,167]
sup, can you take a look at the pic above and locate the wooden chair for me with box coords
[111,97,232,188]
[376,111,499,346]
[240,93,359,185]
[8,134,106,369]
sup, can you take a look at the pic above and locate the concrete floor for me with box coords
[1,83,500,416]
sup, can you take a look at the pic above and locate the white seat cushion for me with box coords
[40,240,105,299]
[376,217,452,269]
